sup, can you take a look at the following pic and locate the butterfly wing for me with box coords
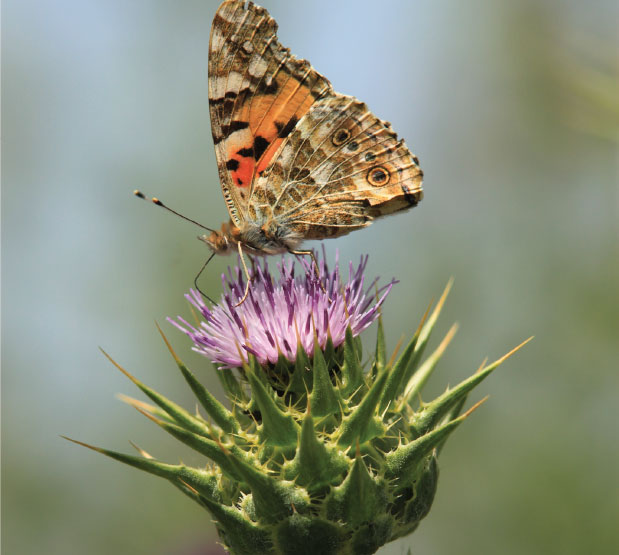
[209,0,332,226]
[247,93,424,239]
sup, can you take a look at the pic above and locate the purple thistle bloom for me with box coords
[169,251,395,369]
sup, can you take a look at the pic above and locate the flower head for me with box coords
[169,250,394,368]
[72,249,529,555]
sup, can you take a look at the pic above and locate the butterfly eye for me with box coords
[367,166,390,187]
[332,128,351,146]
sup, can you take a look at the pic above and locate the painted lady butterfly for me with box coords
[202,0,423,259]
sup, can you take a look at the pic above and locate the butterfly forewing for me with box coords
[209,0,332,226]
[207,0,423,251]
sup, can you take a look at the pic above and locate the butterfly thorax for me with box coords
[200,219,301,256]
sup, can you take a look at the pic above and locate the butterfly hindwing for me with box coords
[209,0,332,226]
[247,92,424,239]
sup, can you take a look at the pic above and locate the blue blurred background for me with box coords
[2,1,618,553]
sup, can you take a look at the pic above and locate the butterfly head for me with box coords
[199,221,241,255]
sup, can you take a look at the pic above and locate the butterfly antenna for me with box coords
[134,190,224,308]
[133,190,216,233]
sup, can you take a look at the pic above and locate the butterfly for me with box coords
[137,0,423,303]
[203,0,423,255]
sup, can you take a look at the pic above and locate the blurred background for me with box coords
[2,0,617,553]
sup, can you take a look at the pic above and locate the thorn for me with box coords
[116,393,154,413]
[461,396,489,418]
[434,278,454,315]
[155,321,182,364]
[235,341,251,371]
[380,399,392,419]
[483,336,534,371]
[135,406,163,425]
[437,276,454,308]
[60,435,106,454]
[194,403,207,422]
[129,441,154,459]
[178,478,200,495]
[434,323,458,357]
[415,300,433,337]
[387,336,404,368]
[99,347,139,384]
[475,357,489,374]
[214,435,230,456]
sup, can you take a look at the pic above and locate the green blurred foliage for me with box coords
[2,1,617,554]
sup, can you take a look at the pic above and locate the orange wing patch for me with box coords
[209,0,331,223]
[251,78,317,174]
[223,80,315,188]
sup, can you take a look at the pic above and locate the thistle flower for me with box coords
[169,253,393,368]
[66,252,529,555]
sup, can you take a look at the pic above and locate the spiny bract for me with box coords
[67,256,528,555]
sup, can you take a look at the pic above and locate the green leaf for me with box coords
[283,409,348,491]
[217,366,247,404]
[326,452,387,527]
[246,357,299,449]
[310,341,340,418]
[373,315,387,377]
[62,436,221,503]
[100,348,212,438]
[337,369,388,448]
[396,280,453,402]
[288,341,312,394]
[323,335,337,369]
[136,409,245,481]
[340,327,364,398]
[400,323,458,409]
[412,338,531,435]
[157,323,240,434]
[224,452,310,524]
[274,513,344,555]
[200,497,273,555]
[378,320,424,414]
[385,399,485,486]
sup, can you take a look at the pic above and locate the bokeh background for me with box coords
[3,0,618,554]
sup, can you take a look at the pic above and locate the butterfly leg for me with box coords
[288,249,331,300]
[193,251,218,305]
[234,242,253,307]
